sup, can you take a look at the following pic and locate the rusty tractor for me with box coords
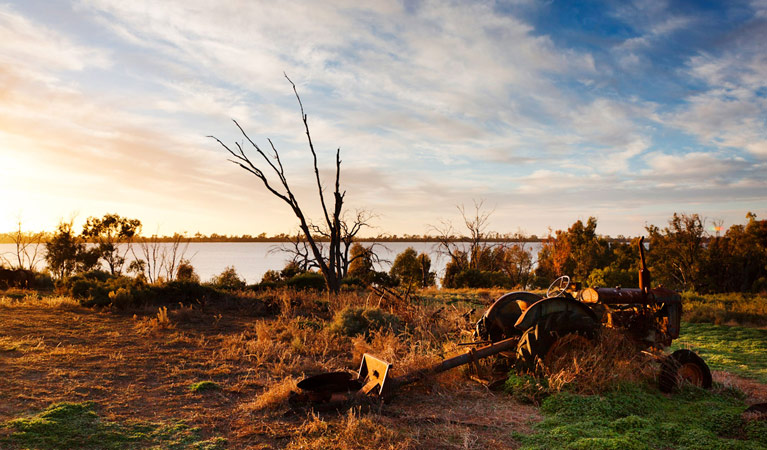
[474,237,710,392]
[294,237,710,406]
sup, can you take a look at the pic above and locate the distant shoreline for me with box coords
[0,236,636,244]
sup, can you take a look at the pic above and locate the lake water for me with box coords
[0,241,542,284]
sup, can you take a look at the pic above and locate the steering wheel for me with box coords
[547,275,571,298]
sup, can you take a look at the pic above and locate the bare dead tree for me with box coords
[210,75,346,294]
[1,220,45,271]
[430,219,467,270]
[132,234,165,283]
[339,209,376,277]
[307,208,376,278]
[430,199,498,277]
[163,233,192,281]
[130,233,192,283]
[458,199,495,270]
[269,232,322,273]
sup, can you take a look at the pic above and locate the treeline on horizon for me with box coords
[344,212,767,295]
[0,230,627,244]
[1,211,766,298]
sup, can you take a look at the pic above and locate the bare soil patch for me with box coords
[0,296,539,449]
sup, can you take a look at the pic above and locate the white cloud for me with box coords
[0,5,110,73]
[1,1,765,236]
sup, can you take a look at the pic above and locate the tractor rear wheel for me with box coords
[658,349,712,393]
[515,310,598,374]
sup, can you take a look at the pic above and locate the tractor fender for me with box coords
[514,296,599,331]
[475,291,543,341]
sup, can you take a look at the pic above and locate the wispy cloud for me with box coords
[0,0,765,236]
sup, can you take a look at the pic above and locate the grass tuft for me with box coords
[188,381,220,393]
[328,307,401,337]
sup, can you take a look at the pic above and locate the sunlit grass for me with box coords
[516,383,765,450]
[0,402,227,450]
[674,321,767,383]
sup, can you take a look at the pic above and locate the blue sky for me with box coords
[0,0,765,237]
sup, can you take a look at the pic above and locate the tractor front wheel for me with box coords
[515,310,598,374]
[659,349,712,392]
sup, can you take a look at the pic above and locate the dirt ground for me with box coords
[0,298,541,449]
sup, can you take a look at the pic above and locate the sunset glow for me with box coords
[1,1,765,237]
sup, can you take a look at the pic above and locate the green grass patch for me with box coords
[189,381,220,393]
[674,322,767,384]
[683,292,767,327]
[517,383,764,450]
[417,288,512,309]
[0,402,226,450]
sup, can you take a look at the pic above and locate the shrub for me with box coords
[151,281,220,305]
[0,268,53,290]
[64,274,220,308]
[389,247,435,288]
[107,288,134,309]
[175,259,199,283]
[254,280,279,291]
[329,307,401,337]
[367,270,398,287]
[285,272,326,291]
[347,243,376,282]
[260,270,281,284]
[210,266,246,290]
[587,266,636,288]
[280,262,303,280]
[448,268,512,289]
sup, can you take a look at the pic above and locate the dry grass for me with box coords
[285,409,413,450]
[242,377,299,413]
[544,328,656,395]
[0,292,80,309]
[0,288,541,449]
[133,306,176,333]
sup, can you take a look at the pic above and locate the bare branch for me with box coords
[284,73,333,229]
[212,76,362,294]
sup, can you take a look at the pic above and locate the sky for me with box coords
[0,0,765,238]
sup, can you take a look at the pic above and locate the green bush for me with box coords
[63,275,221,308]
[587,267,636,288]
[329,307,401,337]
[254,280,279,291]
[210,266,246,290]
[175,259,199,283]
[340,276,366,290]
[285,272,326,291]
[65,275,146,307]
[150,281,220,305]
[389,247,436,288]
[449,268,512,289]
[260,270,282,284]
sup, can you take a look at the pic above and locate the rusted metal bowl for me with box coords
[289,371,363,411]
